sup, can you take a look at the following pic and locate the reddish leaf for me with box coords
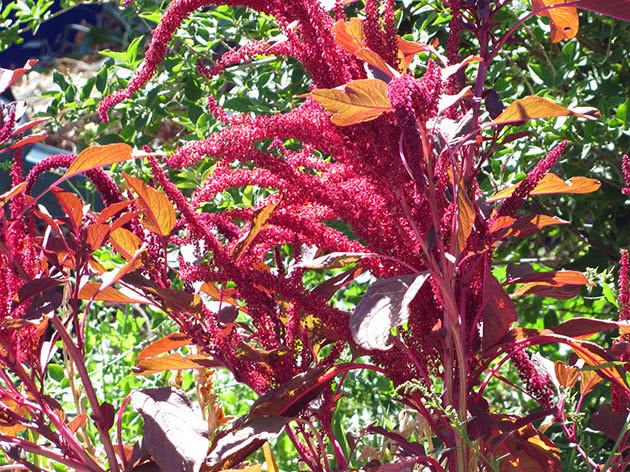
[554,361,579,388]
[0,399,28,435]
[311,266,364,300]
[0,182,26,209]
[51,187,84,232]
[110,211,141,232]
[573,340,625,386]
[12,117,48,136]
[397,37,430,71]
[580,369,603,396]
[482,272,518,351]
[130,388,208,472]
[68,414,88,433]
[87,223,111,251]
[297,252,369,270]
[488,173,601,202]
[135,333,192,361]
[2,133,47,152]
[309,79,392,126]
[123,173,176,237]
[232,202,279,260]
[496,423,561,471]
[78,283,151,305]
[133,353,220,375]
[509,270,593,298]
[33,209,64,239]
[350,272,430,350]
[64,143,133,178]
[0,59,38,93]
[15,277,62,305]
[200,282,240,307]
[98,401,115,431]
[492,96,599,125]
[109,227,142,260]
[591,403,628,441]
[456,181,475,255]
[97,201,132,224]
[532,0,579,43]
[441,55,484,80]
[507,269,592,286]
[331,18,396,77]
[492,214,569,239]
[574,0,630,21]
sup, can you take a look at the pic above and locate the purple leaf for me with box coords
[350,272,429,350]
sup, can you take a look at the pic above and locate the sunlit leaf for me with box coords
[397,37,430,71]
[497,423,561,471]
[492,96,599,125]
[109,227,142,259]
[0,182,26,209]
[12,117,48,136]
[331,18,396,77]
[97,201,132,224]
[492,214,569,239]
[133,353,220,375]
[532,0,579,43]
[350,272,430,350]
[554,361,579,389]
[86,223,111,251]
[135,333,192,361]
[78,283,152,305]
[65,143,133,178]
[488,173,601,202]
[580,369,604,396]
[68,414,88,433]
[2,133,47,152]
[232,202,279,260]
[263,442,279,472]
[309,79,391,126]
[456,183,475,255]
[0,399,28,435]
[0,59,38,92]
[297,252,371,270]
[441,55,483,79]
[509,270,593,298]
[123,173,176,237]
[51,187,84,232]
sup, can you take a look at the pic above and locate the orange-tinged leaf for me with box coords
[109,227,142,259]
[0,182,26,209]
[310,79,391,126]
[99,248,145,293]
[580,369,603,396]
[492,96,599,125]
[123,173,175,237]
[97,201,132,224]
[488,173,601,202]
[110,210,141,232]
[233,202,280,260]
[493,214,569,239]
[555,361,579,388]
[532,0,579,43]
[397,36,429,71]
[65,143,133,178]
[332,18,396,77]
[507,270,592,287]
[456,184,475,255]
[3,133,47,152]
[573,341,626,388]
[263,442,279,472]
[0,398,28,435]
[68,414,88,433]
[78,282,152,305]
[200,282,240,307]
[135,333,192,361]
[133,353,220,375]
[52,187,83,231]
[332,18,365,55]
[87,223,110,251]
[498,424,561,471]
[441,55,483,79]
[12,117,48,136]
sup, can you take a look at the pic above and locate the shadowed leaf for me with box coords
[573,0,630,21]
[297,252,371,270]
[482,272,518,351]
[65,143,133,178]
[492,96,599,125]
[123,173,176,237]
[488,173,601,202]
[591,403,628,440]
[350,272,430,350]
[130,388,208,472]
[495,423,561,471]
[310,79,391,126]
